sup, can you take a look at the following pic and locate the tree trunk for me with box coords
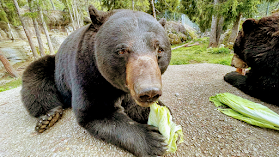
[209,16,224,47]
[74,1,81,28]
[0,50,19,78]
[266,2,270,16]
[67,1,76,30]
[39,8,55,55]
[49,0,56,10]
[216,16,224,46]
[208,0,224,48]
[28,0,45,57]
[209,14,218,47]
[72,3,78,28]
[151,0,156,18]
[86,0,89,17]
[7,22,15,41]
[32,18,45,57]
[132,0,134,10]
[227,13,242,44]
[13,0,39,59]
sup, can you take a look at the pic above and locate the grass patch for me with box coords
[0,78,22,92]
[170,37,233,65]
[207,47,230,54]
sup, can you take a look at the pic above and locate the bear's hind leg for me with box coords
[21,55,64,133]
[35,106,63,133]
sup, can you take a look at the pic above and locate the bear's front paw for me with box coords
[224,71,247,88]
[224,71,242,84]
[138,124,168,157]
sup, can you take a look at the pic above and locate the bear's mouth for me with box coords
[236,68,247,75]
[231,54,248,75]
[126,55,162,107]
[231,54,248,68]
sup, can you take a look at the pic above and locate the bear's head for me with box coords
[89,5,171,107]
[232,13,279,70]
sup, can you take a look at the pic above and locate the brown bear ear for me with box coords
[159,18,166,28]
[242,19,258,34]
[88,5,104,25]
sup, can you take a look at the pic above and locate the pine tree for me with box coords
[13,0,39,59]
[181,0,264,47]
[28,0,46,57]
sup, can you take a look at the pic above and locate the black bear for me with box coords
[21,5,171,156]
[224,13,279,105]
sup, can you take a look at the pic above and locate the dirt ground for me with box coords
[0,63,278,157]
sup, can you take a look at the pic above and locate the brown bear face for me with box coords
[233,13,279,68]
[95,10,171,107]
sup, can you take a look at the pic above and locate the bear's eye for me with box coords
[158,48,164,54]
[117,49,129,55]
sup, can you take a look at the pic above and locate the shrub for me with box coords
[207,47,231,54]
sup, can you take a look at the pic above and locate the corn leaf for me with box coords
[148,102,184,153]
[210,93,279,130]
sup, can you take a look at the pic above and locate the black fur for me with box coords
[21,55,64,117]
[21,5,171,157]
[224,13,279,105]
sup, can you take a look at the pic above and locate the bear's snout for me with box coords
[126,55,162,107]
[137,86,162,103]
[231,54,248,68]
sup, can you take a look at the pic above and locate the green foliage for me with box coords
[187,28,198,40]
[170,38,233,65]
[0,0,27,26]
[22,12,38,19]
[0,78,22,92]
[133,0,149,11]
[101,0,149,12]
[102,0,129,10]
[0,10,8,22]
[180,0,261,32]
[207,47,231,54]
[257,1,279,18]
[155,0,180,13]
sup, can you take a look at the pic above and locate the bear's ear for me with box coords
[242,19,258,34]
[88,5,105,25]
[159,18,166,28]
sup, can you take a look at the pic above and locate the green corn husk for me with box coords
[210,93,279,130]
[148,102,184,153]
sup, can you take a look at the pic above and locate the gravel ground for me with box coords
[0,63,278,157]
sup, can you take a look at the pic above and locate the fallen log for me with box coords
[0,49,19,78]
[171,42,200,50]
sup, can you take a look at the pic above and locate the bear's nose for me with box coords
[138,87,162,103]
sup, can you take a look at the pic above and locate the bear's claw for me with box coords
[144,125,168,156]
[35,106,63,133]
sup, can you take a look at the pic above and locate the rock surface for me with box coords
[0,64,278,156]
[165,21,197,45]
